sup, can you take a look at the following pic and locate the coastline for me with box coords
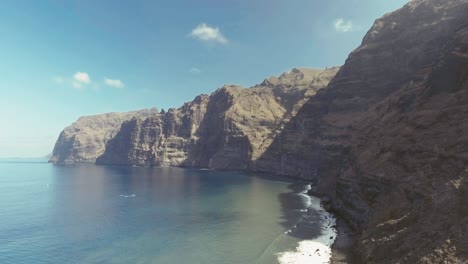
[275,185,337,264]
[329,218,355,264]
[304,184,356,264]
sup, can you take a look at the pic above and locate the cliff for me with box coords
[95,67,340,167]
[49,109,158,164]
[96,95,210,166]
[50,0,468,262]
[256,0,468,263]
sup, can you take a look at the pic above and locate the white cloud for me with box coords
[73,72,91,84]
[72,72,91,89]
[189,23,228,45]
[334,18,354,33]
[52,72,124,91]
[104,78,125,89]
[190,67,201,74]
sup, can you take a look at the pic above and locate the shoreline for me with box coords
[305,194,356,264]
[275,185,338,264]
[329,218,356,264]
[305,185,356,264]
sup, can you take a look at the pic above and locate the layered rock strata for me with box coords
[96,95,210,166]
[256,0,468,263]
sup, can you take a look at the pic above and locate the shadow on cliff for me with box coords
[185,87,253,169]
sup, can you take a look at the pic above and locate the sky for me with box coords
[0,0,409,158]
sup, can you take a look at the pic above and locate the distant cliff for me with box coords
[49,109,158,164]
[95,94,210,166]
[51,67,339,166]
[95,67,340,167]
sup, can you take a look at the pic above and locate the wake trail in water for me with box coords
[119,194,136,198]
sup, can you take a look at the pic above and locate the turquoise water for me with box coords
[0,163,328,264]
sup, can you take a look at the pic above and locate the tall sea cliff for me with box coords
[50,0,468,263]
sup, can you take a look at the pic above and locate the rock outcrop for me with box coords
[256,0,468,263]
[49,109,158,164]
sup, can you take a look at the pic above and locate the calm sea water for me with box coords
[0,162,333,264]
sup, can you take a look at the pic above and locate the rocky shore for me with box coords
[330,218,355,264]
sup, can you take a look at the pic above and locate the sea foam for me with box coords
[277,184,336,264]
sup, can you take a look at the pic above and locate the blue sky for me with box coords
[0,0,408,157]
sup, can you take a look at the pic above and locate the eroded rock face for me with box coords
[96,95,210,166]
[256,0,468,262]
[187,67,340,169]
[93,68,339,168]
[49,109,158,164]
[52,68,338,167]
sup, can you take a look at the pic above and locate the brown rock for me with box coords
[49,108,158,164]
[93,67,339,168]
[257,0,468,263]
[96,95,210,166]
[188,67,340,169]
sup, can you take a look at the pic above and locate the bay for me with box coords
[0,163,334,264]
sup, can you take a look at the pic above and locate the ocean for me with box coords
[0,162,335,264]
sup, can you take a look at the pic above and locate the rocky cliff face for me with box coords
[52,68,338,167]
[49,109,158,164]
[256,0,468,263]
[93,67,339,168]
[190,68,341,169]
[96,95,210,166]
